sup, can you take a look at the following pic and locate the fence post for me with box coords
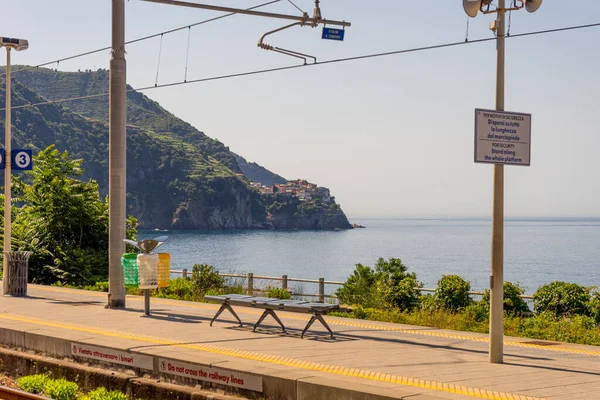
[182,268,188,279]
[282,275,288,291]
[247,272,254,295]
[318,278,325,303]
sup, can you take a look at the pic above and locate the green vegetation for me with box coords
[16,374,50,394]
[533,281,591,317]
[336,258,421,310]
[434,275,472,311]
[333,259,600,346]
[191,264,224,298]
[481,281,530,315]
[80,387,128,400]
[265,286,292,299]
[43,379,79,400]
[17,374,126,400]
[2,146,137,286]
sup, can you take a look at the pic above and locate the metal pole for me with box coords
[247,272,254,295]
[140,0,351,27]
[318,278,325,303]
[2,48,11,296]
[107,0,127,308]
[144,289,150,316]
[489,0,505,364]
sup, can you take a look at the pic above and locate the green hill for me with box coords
[0,67,351,230]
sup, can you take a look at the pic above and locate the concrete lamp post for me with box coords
[1,36,28,295]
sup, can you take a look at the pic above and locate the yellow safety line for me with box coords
[0,313,544,400]
[30,285,600,357]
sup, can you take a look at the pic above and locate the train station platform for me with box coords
[0,284,599,400]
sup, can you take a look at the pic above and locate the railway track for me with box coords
[0,386,48,400]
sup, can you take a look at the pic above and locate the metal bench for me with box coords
[205,294,339,338]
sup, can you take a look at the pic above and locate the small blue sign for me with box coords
[322,27,345,41]
[0,149,4,170]
[12,149,33,170]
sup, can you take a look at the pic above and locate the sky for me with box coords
[3,0,600,218]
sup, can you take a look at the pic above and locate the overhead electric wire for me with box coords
[0,0,281,78]
[2,21,599,113]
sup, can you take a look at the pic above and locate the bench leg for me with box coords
[301,314,334,339]
[210,303,242,327]
[253,309,286,333]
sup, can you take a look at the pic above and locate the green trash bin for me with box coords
[121,253,139,287]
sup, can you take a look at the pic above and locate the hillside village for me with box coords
[248,179,331,201]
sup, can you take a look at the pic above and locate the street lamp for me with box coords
[462,0,542,364]
[1,36,28,295]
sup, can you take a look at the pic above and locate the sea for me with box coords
[139,218,600,295]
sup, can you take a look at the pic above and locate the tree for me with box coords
[5,145,137,285]
[336,258,421,310]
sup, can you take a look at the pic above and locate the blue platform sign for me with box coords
[12,149,33,170]
[0,149,4,169]
[322,27,344,41]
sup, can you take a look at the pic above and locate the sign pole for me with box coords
[490,0,505,364]
[2,47,11,295]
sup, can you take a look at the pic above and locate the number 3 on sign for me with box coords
[12,149,33,171]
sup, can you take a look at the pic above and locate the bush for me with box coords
[82,281,110,292]
[191,264,224,298]
[17,374,50,394]
[80,387,128,400]
[43,379,79,400]
[265,286,291,299]
[434,275,472,311]
[336,258,420,310]
[336,263,381,308]
[533,281,590,317]
[481,281,530,315]
[588,290,600,324]
[155,278,196,301]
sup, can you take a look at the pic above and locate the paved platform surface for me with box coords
[1,285,600,400]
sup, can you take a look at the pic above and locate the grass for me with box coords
[331,306,600,346]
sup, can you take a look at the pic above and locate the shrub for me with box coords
[43,379,79,400]
[533,281,590,317]
[17,374,50,394]
[155,278,195,301]
[336,263,381,308]
[588,290,600,324]
[82,281,110,292]
[191,264,224,299]
[434,275,472,311]
[80,387,128,400]
[336,258,420,310]
[481,281,530,315]
[265,286,291,299]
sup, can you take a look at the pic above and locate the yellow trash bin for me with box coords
[158,253,171,288]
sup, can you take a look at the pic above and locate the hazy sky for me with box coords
[3,1,600,218]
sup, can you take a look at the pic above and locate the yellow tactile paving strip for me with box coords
[33,285,600,357]
[0,313,543,400]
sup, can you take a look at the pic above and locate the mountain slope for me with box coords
[9,67,240,173]
[0,80,263,229]
[233,153,287,187]
[0,67,351,230]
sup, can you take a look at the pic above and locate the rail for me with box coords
[171,270,535,302]
[0,386,49,400]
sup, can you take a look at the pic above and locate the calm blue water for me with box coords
[139,218,600,294]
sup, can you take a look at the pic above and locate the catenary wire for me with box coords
[0,0,281,78]
[2,21,599,113]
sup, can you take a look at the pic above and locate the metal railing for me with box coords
[171,270,535,302]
